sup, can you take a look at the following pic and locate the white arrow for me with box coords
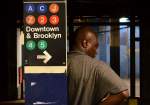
[37,50,52,64]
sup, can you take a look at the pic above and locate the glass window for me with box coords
[135,41,140,97]
[120,25,131,95]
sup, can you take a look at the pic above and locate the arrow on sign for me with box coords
[37,50,52,64]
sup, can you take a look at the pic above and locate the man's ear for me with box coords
[82,40,88,48]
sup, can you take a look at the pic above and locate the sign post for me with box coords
[23,0,67,104]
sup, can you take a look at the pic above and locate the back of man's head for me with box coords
[69,26,97,50]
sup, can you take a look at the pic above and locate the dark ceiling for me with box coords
[13,0,150,21]
[68,0,150,16]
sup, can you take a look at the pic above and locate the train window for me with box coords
[119,25,131,95]
[119,24,140,97]
[135,26,140,97]
[135,41,140,97]
[69,16,140,98]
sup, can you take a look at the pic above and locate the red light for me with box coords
[49,15,59,25]
[25,15,35,25]
[38,15,47,25]
[49,3,59,14]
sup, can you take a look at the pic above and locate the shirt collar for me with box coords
[68,50,86,55]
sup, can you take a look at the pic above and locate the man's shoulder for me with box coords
[67,51,109,67]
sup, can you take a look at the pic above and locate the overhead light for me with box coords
[119,17,130,22]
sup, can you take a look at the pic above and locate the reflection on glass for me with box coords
[135,41,140,97]
[120,25,131,96]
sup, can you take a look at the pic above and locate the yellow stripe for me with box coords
[24,66,66,73]
[128,98,138,105]
[20,31,24,45]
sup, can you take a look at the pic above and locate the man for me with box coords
[67,26,129,105]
